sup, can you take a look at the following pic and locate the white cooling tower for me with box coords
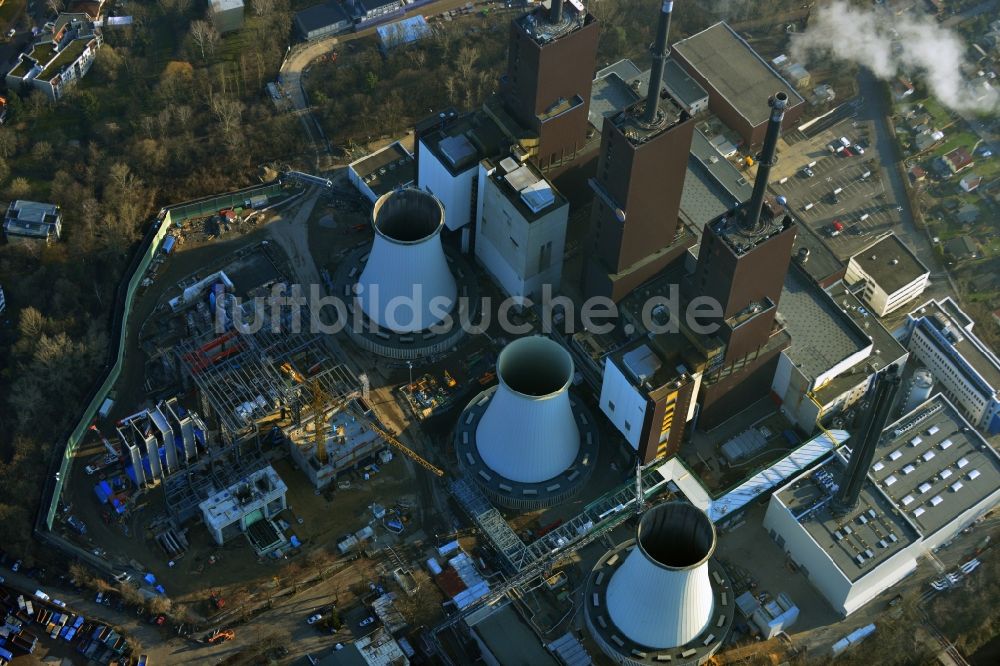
[475,336,579,484]
[356,188,457,333]
[606,502,716,649]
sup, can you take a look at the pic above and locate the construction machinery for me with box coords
[281,363,444,477]
[281,362,336,464]
[205,629,235,644]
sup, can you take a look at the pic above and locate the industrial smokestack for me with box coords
[475,336,579,483]
[605,502,717,648]
[741,91,788,231]
[549,0,563,24]
[355,188,457,334]
[835,366,902,512]
[642,1,674,125]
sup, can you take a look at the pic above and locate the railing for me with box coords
[34,182,288,546]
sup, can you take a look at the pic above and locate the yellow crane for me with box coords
[280,363,444,477]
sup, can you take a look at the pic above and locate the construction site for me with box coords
[30,2,999,665]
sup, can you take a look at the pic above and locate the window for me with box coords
[509,236,519,248]
[538,241,552,273]
[624,421,631,432]
[607,400,616,412]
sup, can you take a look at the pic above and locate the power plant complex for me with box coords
[35,1,999,665]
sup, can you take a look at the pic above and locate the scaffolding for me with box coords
[163,440,270,524]
[176,303,358,442]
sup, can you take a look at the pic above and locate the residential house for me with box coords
[65,0,107,19]
[942,146,975,174]
[3,200,63,245]
[944,236,978,261]
[909,165,927,183]
[5,17,102,101]
[957,204,980,225]
[959,175,983,193]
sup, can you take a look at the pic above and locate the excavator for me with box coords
[280,363,444,477]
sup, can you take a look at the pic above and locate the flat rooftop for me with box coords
[588,72,641,129]
[910,298,1000,391]
[870,394,1000,537]
[790,220,845,287]
[350,142,414,198]
[419,110,506,175]
[5,200,59,225]
[688,129,752,210]
[814,280,908,404]
[780,266,872,383]
[466,603,558,666]
[849,234,929,295]
[634,57,709,112]
[776,455,919,582]
[673,22,804,127]
[486,153,565,221]
[199,465,287,526]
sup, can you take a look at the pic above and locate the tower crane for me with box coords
[280,363,444,477]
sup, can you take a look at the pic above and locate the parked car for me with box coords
[359,616,375,627]
[800,166,814,178]
[5,28,15,40]
[11,560,21,573]
[306,614,323,625]
[854,144,865,155]
[95,592,105,605]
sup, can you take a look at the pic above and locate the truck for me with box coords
[245,194,268,209]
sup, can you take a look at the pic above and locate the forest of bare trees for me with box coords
[0,0,303,556]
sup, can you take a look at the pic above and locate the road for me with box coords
[3,555,374,664]
[941,0,999,28]
[854,68,958,297]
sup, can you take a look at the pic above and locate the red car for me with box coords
[842,146,854,157]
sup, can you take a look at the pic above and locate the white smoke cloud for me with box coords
[790,1,999,114]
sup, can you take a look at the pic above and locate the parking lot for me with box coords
[770,114,904,261]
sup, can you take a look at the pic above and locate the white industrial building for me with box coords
[199,465,288,550]
[845,234,930,317]
[348,142,415,204]
[764,394,1000,616]
[474,154,568,307]
[209,0,245,33]
[897,298,1000,435]
[772,271,908,431]
[3,200,63,244]
[416,112,483,241]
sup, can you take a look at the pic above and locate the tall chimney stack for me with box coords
[642,1,674,125]
[834,366,902,512]
[549,0,563,24]
[741,91,788,231]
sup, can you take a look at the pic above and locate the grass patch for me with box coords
[932,130,979,160]
[39,39,92,80]
[917,96,955,128]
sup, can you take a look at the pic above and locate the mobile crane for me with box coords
[280,363,444,477]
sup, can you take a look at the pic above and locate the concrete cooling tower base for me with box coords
[584,503,735,666]
[330,243,479,361]
[454,385,599,511]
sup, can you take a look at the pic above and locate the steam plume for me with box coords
[791,1,998,114]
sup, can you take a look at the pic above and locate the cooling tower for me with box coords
[356,188,458,333]
[586,502,734,665]
[455,335,599,510]
[476,336,579,483]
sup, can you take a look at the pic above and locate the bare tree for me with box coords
[251,0,275,16]
[190,20,220,62]
[46,0,64,17]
